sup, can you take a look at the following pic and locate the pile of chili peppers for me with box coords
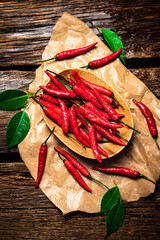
[34,68,139,163]
[33,42,158,190]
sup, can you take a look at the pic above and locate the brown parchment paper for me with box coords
[18,13,160,215]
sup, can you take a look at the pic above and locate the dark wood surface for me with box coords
[0,1,160,239]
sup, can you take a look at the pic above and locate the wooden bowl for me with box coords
[42,68,133,159]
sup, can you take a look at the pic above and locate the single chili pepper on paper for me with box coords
[132,99,159,150]
[35,42,98,63]
[92,166,156,184]
[69,107,90,147]
[45,70,68,91]
[81,48,122,69]
[35,128,55,188]
[40,85,76,99]
[58,152,92,192]
[58,98,69,134]
[55,148,110,190]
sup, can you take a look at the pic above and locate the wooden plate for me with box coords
[42,68,133,159]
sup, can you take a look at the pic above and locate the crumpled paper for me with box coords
[18,12,160,215]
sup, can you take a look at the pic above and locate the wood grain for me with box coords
[1,0,160,67]
[0,1,160,239]
[0,163,160,240]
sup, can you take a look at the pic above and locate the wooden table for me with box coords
[0,1,160,239]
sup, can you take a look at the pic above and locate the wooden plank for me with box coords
[0,163,160,240]
[0,1,160,67]
[0,68,159,155]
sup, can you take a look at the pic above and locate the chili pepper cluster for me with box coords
[34,68,136,163]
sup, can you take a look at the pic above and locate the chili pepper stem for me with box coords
[33,56,57,63]
[118,119,141,134]
[43,127,55,146]
[116,132,129,142]
[78,115,90,126]
[46,69,69,82]
[58,152,65,162]
[88,174,110,191]
[80,64,90,69]
[137,172,156,185]
[66,133,86,149]
[111,93,123,108]
[153,136,160,150]
[33,96,46,110]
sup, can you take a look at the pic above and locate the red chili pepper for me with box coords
[81,48,122,69]
[69,107,90,147]
[73,84,103,109]
[93,124,125,146]
[80,76,112,96]
[45,70,68,91]
[44,107,62,127]
[46,82,59,90]
[59,153,92,192]
[37,98,61,115]
[101,94,114,105]
[79,127,108,159]
[55,148,110,190]
[80,76,123,107]
[35,128,54,188]
[68,78,76,85]
[54,147,90,177]
[132,99,159,150]
[40,85,76,99]
[92,87,139,132]
[79,105,123,129]
[92,166,156,184]
[58,98,69,134]
[91,87,120,121]
[84,102,111,121]
[71,70,98,102]
[73,104,101,141]
[41,93,59,105]
[35,42,98,63]
[74,104,89,129]
[88,125,102,163]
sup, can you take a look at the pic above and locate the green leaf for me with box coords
[6,110,30,149]
[0,89,28,110]
[105,201,125,238]
[99,186,120,214]
[99,28,125,64]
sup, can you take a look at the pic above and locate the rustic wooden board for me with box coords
[0,163,160,240]
[0,0,160,67]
